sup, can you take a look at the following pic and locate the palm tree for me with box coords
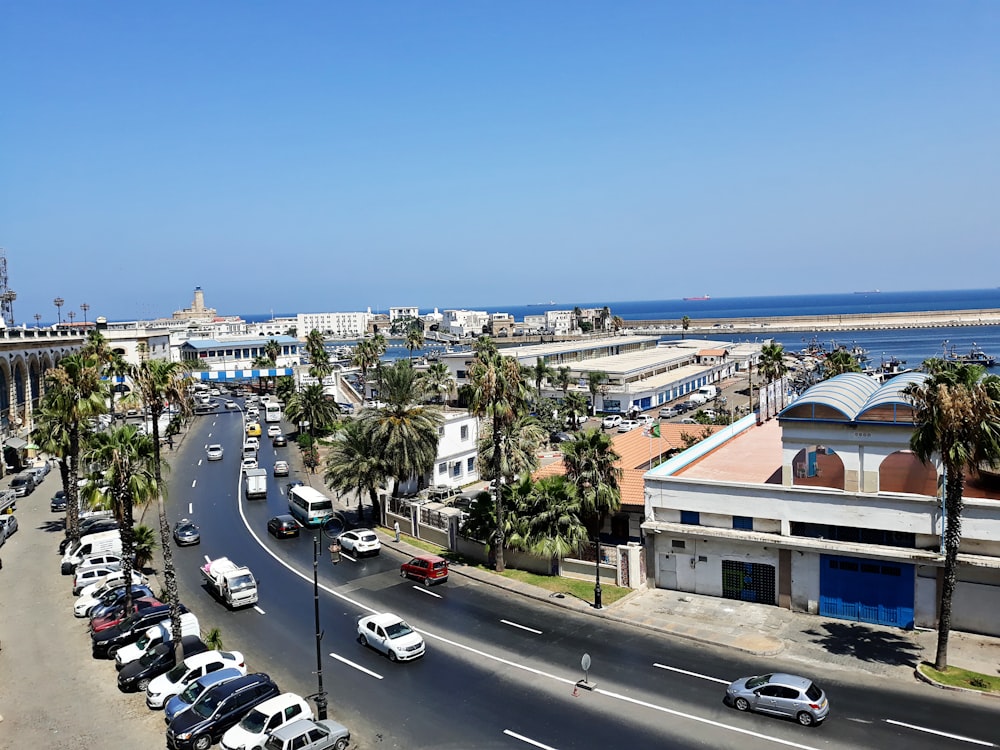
[351,339,381,401]
[527,357,555,402]
[562,426,622,546]
[86,424,159,614]
[468,349,530,572]
[40,353,105,543]
[132,524,159,570]
[285,384,341,445]
[405,324,425,361]
[130,359,191,662]
[823,349,862,379]
[562,392,589,426]
[520,475,588,560]
[323,419,388,523]
[681,316,690,338]
[264,338,281,364]
[477,413,546,482]
[251,355,274,394]
[554,366,573,397]
[904,363,1000,670]
[758,342,788,384]
[204,627,225,650]
[585,371,608,416]
[419,362,455,408]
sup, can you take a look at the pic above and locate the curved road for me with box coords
[161,404,998,750]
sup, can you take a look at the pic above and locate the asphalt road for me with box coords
[162,403,1000,750]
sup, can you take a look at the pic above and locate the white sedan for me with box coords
[206,444,224,461]
[267,424,282,438]
[601,414,622,428]
[338,529,381,556]
[617,419,641,433]
[357,613,425,662]
[241,456,258,472]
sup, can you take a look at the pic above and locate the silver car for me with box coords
[725,672,829,726]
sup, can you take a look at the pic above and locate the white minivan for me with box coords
[287,485,334,528]
[115,612,200,668]
[61,530,122,574]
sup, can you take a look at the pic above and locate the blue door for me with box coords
[819,555,914,628]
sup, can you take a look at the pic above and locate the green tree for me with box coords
[681,316,690,338]
[477,413,546,482]
[276,375,296,404]
[561,428,622,538]
[204,627,225,650]
[758,342,788,384]
[419,362,455,408]
[285,384,341,444]
[585,371,608,416]
[351,339,382,401]
[904,362,1000,670]
[132,524,159,570]
[130,359,191,663]
[527,357,555,402]
[468,348,530,571]
[323,419,388,523]
[823,349,862,379]
[519,475,588,560]
[405,324,425,361]
[562,391,589,427]
[554,366,573,397]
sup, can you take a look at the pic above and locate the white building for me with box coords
[443,309,489,337]
[429,411,480,489]
[389,306,421,322]
[179,335,300,373]
[296,311,370,339]
[643,372,1000,636]
[544,310,574,334]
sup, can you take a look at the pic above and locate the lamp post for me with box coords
[33,313,41,327]
[311,536,328,720]
[68,310,76,325]
[1,290,16,326]
[80,302,90,323]
[53,297,64,325]
[594,533,603,610]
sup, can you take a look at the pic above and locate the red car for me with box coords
[400,555,449,585]
[90,597,162,633]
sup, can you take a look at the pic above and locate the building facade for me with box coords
[296,311,370,339]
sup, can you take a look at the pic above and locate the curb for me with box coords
[913,664,1000,700]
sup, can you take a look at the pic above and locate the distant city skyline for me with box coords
[2,2,998,321]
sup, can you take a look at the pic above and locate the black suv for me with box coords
[92,603,188,659]
[166,672,280,750]
[118,636,207,693]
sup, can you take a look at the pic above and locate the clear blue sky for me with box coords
[2,1,998,322]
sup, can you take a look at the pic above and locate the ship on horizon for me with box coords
[683,294,711,301]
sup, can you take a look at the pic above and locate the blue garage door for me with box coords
[819,555,914,628]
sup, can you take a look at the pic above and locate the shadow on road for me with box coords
[38,518,67,534]
[803,621,922,668]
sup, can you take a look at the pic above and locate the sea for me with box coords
[244,287,1000,369]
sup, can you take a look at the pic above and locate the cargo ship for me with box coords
[683,295,710,301]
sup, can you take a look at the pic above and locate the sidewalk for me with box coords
[376,528,1000,690]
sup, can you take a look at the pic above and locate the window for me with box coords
[467,457,475,472]
[438,463,446,475]
[438,426,445,436]
[680,511,700,526]
[733,516,753,531]
[671,539,686,549]
[460,425,469,440]
[452,463,461,478]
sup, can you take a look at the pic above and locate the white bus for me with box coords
[287,485,334,527]
[264,400,282,423]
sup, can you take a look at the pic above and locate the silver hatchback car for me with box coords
[725,672,829,726]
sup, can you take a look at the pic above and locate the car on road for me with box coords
[337,529,380,556]
[225,400,237,410]
[658,405,681,419]
[146,650,247,711]
[241,456,259,472]
[724,672,829,726]
[357,612,425,662]
[272,433,288,447]
[118,636,208,693]
[173,519,201,546]
[400,554,448,585]
[245,422,262,438]
[206,444,224,461]
[10,472,36,497]
[166,672,280,750]
[50,489,68,511]
[262,718,351,750]
[267,515,300,539]
[272,460,290,477]
[616,419,641,433]
[601,414,622,429]
[0,515,18,545]
[266,424,282,438]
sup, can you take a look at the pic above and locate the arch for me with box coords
[790,446,845,489]
[879,451,937,495]
[29,355,42,409]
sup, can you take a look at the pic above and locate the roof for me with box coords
[182,335,299,350]
[698,349,728,357]
[779,371,928,424]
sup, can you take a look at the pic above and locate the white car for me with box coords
[206,444,224,461]
[75,571,147,616]
[601,414,622,428]
[219,692,313,750]
[72,563,122,595]
[338,529,381,557]
[0,515,19,544]
[225,400,237,410]
[144,649,246,710]
[357,612,425,662]
[617,419,641,433]
[244,437,260,451]
[267,424,282,438]
[635,415,654,427]
[241,456,259,472]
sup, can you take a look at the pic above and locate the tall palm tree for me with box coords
[405,325,425,361]
[586,371,608,416]
[41,353,106,543]
[904,363,1000,670]
[527,357,555,402]
[105,350,131,419]
[285,384,341,444]
[130,359,191,662]
[323,419,388,523]
[611,315,626,334]
[554,366,573,397]
[468,349,530,571]
[563,391,589,426]
[562,427,622,539]
[681,316,690,338]
[264,338,281,364]
[823,349,862,379]
[477,413,546,482]
[86,424,159,615]
[758,342,788,384]
[419,362,455,408]
[520,475,588,560]
[351,339,381,401]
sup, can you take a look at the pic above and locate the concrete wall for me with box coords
[560,557,618,585]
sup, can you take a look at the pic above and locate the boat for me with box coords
[683,295,711,301]
[854,289,881,294]
[944,342,997,368]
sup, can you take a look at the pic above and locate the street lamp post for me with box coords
[594,534,603,610]
[53,297,64,325]
[33,313,41,327]
[68,310,76,325]
[81,302,90,323]
[311,536,328,720]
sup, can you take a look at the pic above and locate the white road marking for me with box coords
[198,459,203,466]
[188,503,192,514]
[340,552,357,563]
[653,663,730,685]
[328,652,383,679]
[191,480,197,488]
[253,605,266,615]
[885,720,996,747]
[412,586,442,599]
[501,619,542,635]
[503,730,559,749]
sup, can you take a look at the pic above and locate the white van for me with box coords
[220,692,313,750]
[696,385,719,401]
[115,612,200,668]
[287,486,334,528]
[61,530,122,574]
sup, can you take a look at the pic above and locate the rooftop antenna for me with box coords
[0,250,16,327]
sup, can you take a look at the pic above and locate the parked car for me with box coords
[77,552,123,570]
[680,417,698,424]
[161,667,246,720]
[565,414,588,426]
[725,672,830,726]
[75,576,148,617]
[272,433,288,447]
[118,636,208,692]
[357,612,425,662]
[92,601,182,658]
[173,519,201,546]
[616,419,641,433]
[272,460,290,477]
[90,595,162,634]
[10,473,36,497]
[636,415,654,427]
[400,554,448,585]
[0,515,18,544]
[72,563,122,595]
[658,405,681,419]
[219,691,312,749]
[50,490,68,511]
[601,414,622,429]
[337,529,380,557]
[678,400,699,412]
[147,650,247,711]
[206,444,225,461]
[166,672,281,750]
[87,584,157,622]
[267,515,300,539]
[549,431,575,444]
[262,718,351,750]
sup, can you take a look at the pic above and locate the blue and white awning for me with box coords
[195,368,294,382]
